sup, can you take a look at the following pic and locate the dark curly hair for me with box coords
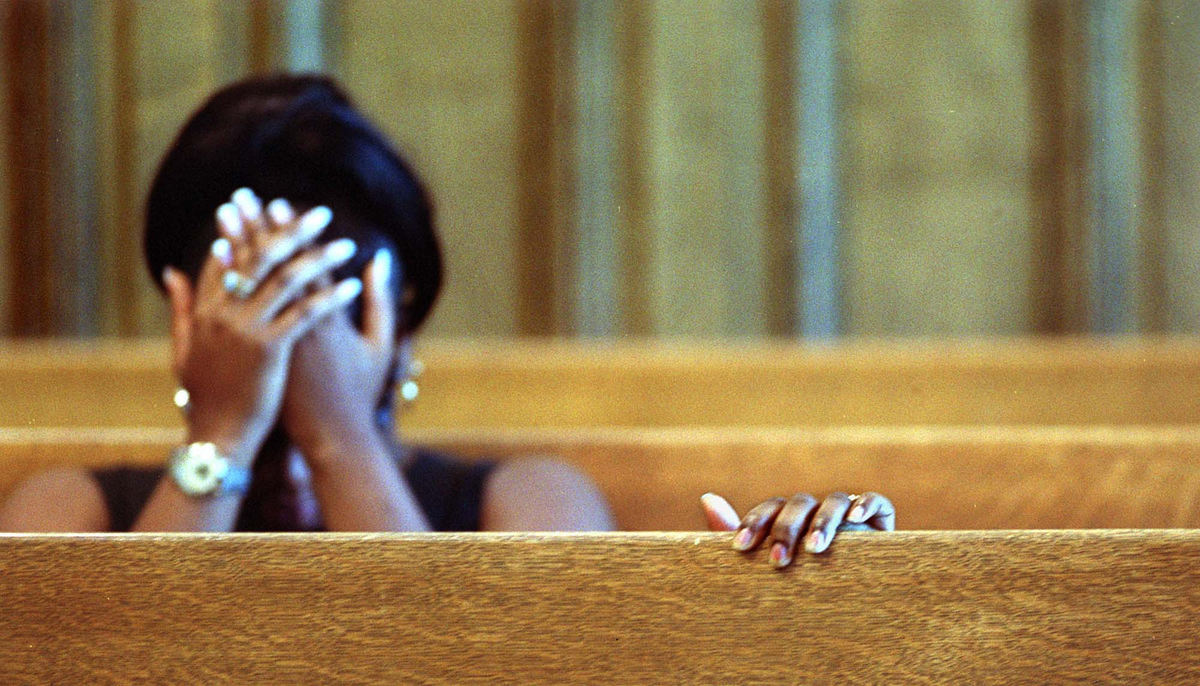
[144,73,442,333]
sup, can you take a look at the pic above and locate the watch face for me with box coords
[174,444,228,496]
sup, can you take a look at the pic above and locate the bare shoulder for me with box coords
[0,467,109,531]
[481,456,615,532]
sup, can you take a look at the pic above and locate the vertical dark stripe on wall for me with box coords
[248,0,280,74]
[1086,0,1141,333]
[795,0,841,338]
[515,1,560,335]
[569,0,619,336]
[761,0,797,336]
[3,0,53,336]
[113,0,140,336]
[1028,0,1087,335]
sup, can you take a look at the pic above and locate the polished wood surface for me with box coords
[407,337,1200,427]
[5,338,1200,427]
[4,425,1200,530]
[0,531,1197,683]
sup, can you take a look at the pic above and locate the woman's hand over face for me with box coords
[281,231,398,468]
[165,189,361,463]
[700,491,895,569]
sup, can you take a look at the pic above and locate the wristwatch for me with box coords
[168,442,251,497]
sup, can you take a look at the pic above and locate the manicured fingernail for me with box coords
[211,238,232,263]
[231,188,261,219]
[336,278,363,300]
[770,542,790,568]
[216,203,242,238]
[732,528,753,551]
[326,238,357,262]
[848,505,866,522]
[805,530,826,553]
[374,249,393,286]
[267,198,294,225]
[297,205,333,235]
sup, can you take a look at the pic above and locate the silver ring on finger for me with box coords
[222,270,259,299]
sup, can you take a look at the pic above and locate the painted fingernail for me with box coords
[848,505,866,522]
[326,238,357,262]
[805,530,826,553]
[770,542,790,568]
[732,528,753,551]
[374,249,393,286]
[216,203,242,238]
[298,205,333,234]
[211,238,232,263]
[267,198,294,225]
[231,188,261,219]
[336,278,363,300]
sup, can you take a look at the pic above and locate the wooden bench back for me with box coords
[4,425,1200,529]
[5,338,1200,427]
[1,531,1196,683]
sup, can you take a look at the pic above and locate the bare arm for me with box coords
[305,427,431,532]
[480,457,615,531]
[0,469,109,531]
[281,241,432,532]
[152,190,357,531]
[128,474,248,532]
[0,466,252,533]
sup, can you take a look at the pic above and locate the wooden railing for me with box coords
[0,531,1196,683]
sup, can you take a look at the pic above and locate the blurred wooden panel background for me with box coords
[2,0,1199,338]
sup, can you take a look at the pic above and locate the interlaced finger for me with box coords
[270,277,363,345]
[266,197,297,231]
[230,187,265,272]
[246,205,334,284]
[195,237,234,306]
[362,249,397,350]
[253,238,358,323]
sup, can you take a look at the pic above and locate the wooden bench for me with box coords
[4,425,1200,530]
[0,531,1196,682]
[5,337,1200,427]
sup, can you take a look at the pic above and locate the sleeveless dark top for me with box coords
[93,448,495,532]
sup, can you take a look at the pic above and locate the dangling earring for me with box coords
[173,387,191,416]
[398,358,423,409]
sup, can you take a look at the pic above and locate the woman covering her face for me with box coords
[0,74,893,567]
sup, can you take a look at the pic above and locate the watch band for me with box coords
[168,442,251,497]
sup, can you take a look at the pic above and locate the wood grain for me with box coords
[4,425,1200,531]
[0,531,1196,683]
[6,338,1200,427]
